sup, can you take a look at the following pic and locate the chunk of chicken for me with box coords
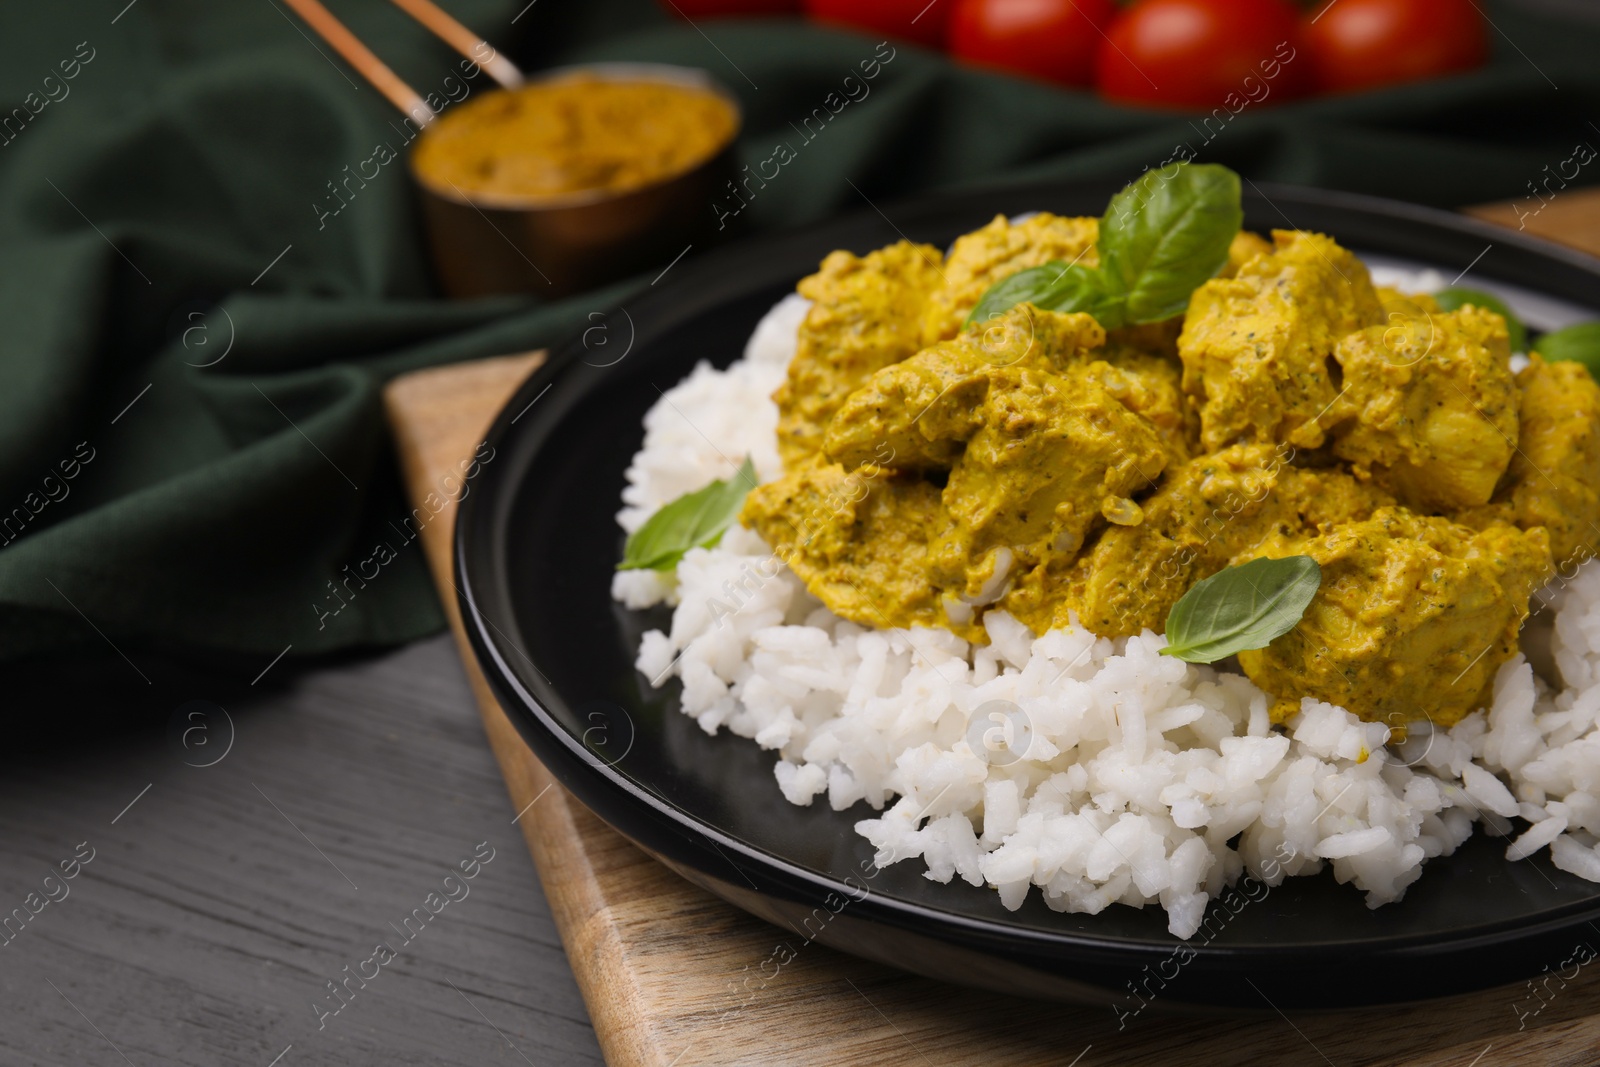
[1179,230,1385,452]
[1322,304,1518,511]
[1083,345,1193,463]
[1225,229,1273,273]
[739,465,978,639]
[1237,510,1552,727]
[1376,288,1442,317]
[931,366,1169,600]
[775,241,945,467]
[1063,444,1393,638]
[1457,355,1600,569]
[920,213,1099,344]
[823,305,1106,472]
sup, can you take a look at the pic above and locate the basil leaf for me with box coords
[965,261,1124,329]
[1534,322,1600,381]
[618,457,756,572]
[963,161,1241,330]
[1160,555,1322,664]
[1433,287,1527,353]
[1100,162,1243,325]
[1038,263,1125,327]
[967,263,1067,326]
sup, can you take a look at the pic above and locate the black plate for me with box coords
[456,178,1600,1011]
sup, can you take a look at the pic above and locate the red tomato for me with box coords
[948,0,1117,87]
[804,0,950,48]
[1096,0,1306,110]
[662,0,799,13]
[1302,0,1486,94]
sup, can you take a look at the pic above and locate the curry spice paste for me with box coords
[412,75,737,202]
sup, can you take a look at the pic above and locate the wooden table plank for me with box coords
[1465,186,1600,260]
[0,635,604,1066]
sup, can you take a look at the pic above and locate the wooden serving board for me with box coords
[383,189,1600,1067]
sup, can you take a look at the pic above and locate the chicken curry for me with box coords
[740,186,1600,730]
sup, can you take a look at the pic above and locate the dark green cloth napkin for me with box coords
[1,0,1596,668]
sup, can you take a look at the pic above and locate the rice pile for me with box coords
[610,291,1600,938]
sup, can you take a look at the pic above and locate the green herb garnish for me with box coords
[618,457,755,572]
[966,162,1243,331]
[1534,322,1600,382]
[966,260,1121,329]
[1433,287,1527,353]
[1160,555,1321,664]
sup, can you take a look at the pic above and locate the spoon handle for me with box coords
[388,0,524,89]
[280,0,436,125]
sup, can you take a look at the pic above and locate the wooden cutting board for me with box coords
[383,188,1600,1067]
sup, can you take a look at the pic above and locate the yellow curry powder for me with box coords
[411,75,738,202]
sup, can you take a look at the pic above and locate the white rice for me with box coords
[610,291,1600,938]
[609,293,806,611]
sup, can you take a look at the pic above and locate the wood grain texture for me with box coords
[382,321,1600,1066]
[1465,185,1600,260]
[0,636,604,1067]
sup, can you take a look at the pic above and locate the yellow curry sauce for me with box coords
[742,214,1600,729]
[411,75,737,202]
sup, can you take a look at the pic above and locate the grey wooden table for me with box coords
[0,634,605,1066]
